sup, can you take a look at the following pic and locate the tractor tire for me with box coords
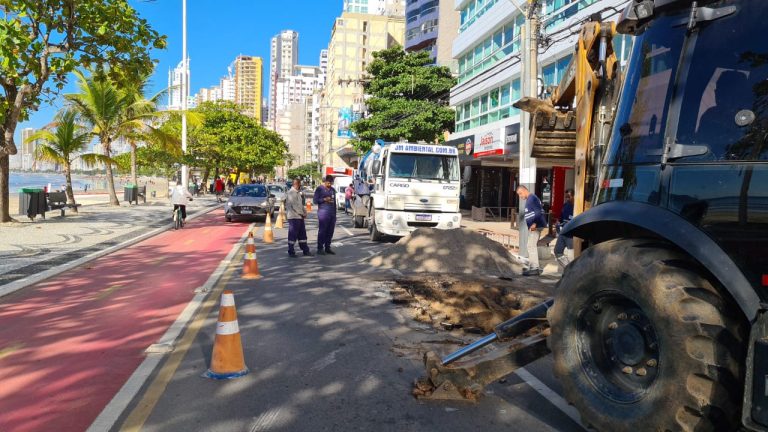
[548,238,745,432]
[354,215,365,228]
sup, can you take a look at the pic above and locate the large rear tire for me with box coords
[548,238,745,432]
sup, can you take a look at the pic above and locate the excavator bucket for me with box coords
[412,299,554,401]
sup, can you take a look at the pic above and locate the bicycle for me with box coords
[173,206,184,230]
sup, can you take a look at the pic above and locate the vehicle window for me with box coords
[605,15,686,164]
[232,186,267,197]
[675,1,768,161]
[388,153,460,181]
[267,185,284,194]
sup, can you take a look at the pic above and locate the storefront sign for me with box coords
[474,128,503,158]
[505,124,520,155]
[445,135,475,162]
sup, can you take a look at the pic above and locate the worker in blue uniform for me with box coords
[313,175,337,255]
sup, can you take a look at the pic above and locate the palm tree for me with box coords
[26,110,99,211]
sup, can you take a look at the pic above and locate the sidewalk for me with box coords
[0,196,221,293]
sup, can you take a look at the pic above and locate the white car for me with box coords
[332,175,352,210]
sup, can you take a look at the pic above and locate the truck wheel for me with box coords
[548,238,745,432]
[354,215,364,228]
[370,220,383,242]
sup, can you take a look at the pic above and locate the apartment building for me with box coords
[269,30,299,129]
[233,55,264,122]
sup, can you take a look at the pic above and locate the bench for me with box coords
[47,191,81,217]
[137,186,147,204]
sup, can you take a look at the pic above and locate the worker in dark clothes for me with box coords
[554,189,574,269]
[517,185,547,276]
[314,175,337,255]
[285,178,313,258]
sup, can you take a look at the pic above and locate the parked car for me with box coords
[332,175,352,210]
[266,184,286,214]
[224,184,274,222]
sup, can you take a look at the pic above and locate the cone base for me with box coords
[203,367,249,380]
[242,273,262,279]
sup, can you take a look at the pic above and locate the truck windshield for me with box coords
[388,153,460,181]
[674,1,768,161]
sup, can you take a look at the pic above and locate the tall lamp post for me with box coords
[180,0,189,189]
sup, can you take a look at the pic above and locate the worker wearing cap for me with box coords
[313,175,337,255]
[517,185,547,276]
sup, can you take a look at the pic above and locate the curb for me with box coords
[86,222,254,432]
[0,203,221,299]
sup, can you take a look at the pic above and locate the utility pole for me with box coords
[180,0,189,189]
[518,0,540,259]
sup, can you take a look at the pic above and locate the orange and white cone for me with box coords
[275,207,285,229]
[306,200,312,213]
[242,249,261,279]
[263,216,274,244]
[203,290,248,380]
[245,231,256,253]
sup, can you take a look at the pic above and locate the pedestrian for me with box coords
[226,177,234,193]
[516,185,547,276]
[344,183,354,215]
[285,178,313,258]
[554,189,575,270]
[314,175,337,255]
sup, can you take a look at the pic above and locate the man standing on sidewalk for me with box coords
[517,185,547,276]
[554,189,574,269]
[314,175,337,255]
[285,178,313,258]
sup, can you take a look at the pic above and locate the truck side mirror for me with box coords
[372,160,382,175]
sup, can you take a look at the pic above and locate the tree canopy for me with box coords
[349,47,456,153]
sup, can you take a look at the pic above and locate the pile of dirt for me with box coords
[367,228,520,277]
[389,273,553,334]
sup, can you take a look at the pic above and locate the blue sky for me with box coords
[17,0,342,142]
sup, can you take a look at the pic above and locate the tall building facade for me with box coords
[276,65,324,112]
[269,30,299,129]
[276,65,325,173]
[343,0,405,15]
[167,59,190,111]
[233,55,264,122]
[446,0,632,212]
[20,128,35,171]
[404,0,440,60]
[322,11,406,168]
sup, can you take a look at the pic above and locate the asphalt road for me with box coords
[125,211,586,432]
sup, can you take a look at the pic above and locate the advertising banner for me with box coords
[505,123,520,156]
[474,128,503,158]
[445,135,475,163]
[337,108,355,138]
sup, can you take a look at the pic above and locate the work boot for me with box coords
[317,250,326,256]
[325,249,336,255]
[303,251,314,257]
[522,268,542,276]
[288,253,298,258]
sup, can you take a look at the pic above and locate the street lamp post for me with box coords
[180,0,189,189]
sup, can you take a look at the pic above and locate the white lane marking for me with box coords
[250,407,287,432]
[310,348,341,372]
[514,367,586,429]
[87,223,254,432]
[341,226,354,236]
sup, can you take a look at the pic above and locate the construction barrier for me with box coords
[203,290,249,380]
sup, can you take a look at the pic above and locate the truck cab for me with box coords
[366,143,462,240]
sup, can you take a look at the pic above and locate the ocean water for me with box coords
[9,171,127,193]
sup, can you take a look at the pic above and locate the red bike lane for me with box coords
[0,209,249,432]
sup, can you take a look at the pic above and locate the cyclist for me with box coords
[170,181,193,223]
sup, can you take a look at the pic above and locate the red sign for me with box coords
[325,167,354,176]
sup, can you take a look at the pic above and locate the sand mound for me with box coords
[367,228,520,277]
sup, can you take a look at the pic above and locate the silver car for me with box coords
[224,184,275,222]
[266,184,286,215]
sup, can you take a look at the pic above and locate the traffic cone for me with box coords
[242,248,261,279]
[306,200,312,213]
[275,207,285,229]
[203,290,249,380]
[245,231,256,253]
[263,216,274,244]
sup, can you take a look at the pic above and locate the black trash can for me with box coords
[18,188,46,220]
[124,184,138,205]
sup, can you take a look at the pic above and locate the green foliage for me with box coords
[350,47,456,153]
[27,109,93,167]
[287,162,322,181]
[0,0,165,153]
[189,102,287,175]
[114,145,179,177]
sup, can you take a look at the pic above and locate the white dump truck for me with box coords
[359,142,462,241]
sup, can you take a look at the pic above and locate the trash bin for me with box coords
[124,184,138,205]
[18,188,46,220]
